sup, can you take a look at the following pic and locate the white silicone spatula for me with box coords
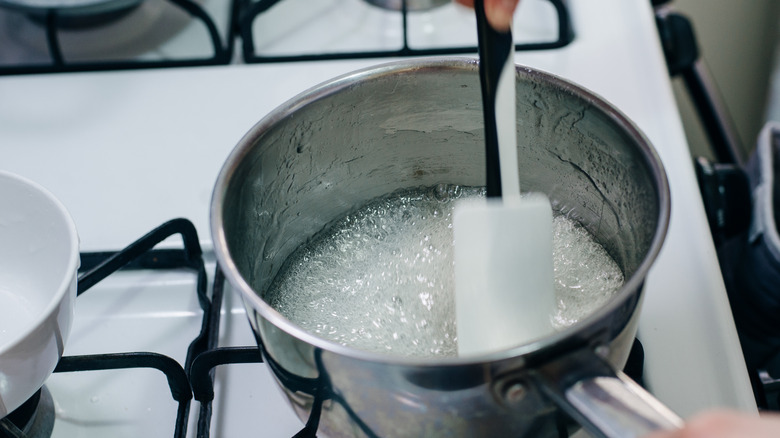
[455,1,556,357]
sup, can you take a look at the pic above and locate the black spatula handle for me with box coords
[475,0,514,198]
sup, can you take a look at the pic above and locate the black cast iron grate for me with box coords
[0,219,208,438]
[0,0,573,76]
[238,0,573,64]
[0,0,237,76]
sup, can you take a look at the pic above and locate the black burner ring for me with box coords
[2,389,41,435]
[0,387,54,438]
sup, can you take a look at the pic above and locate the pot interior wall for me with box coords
[221,62,660,309]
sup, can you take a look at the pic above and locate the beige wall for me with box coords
[669,0,780,161]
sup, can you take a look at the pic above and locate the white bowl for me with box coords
[0,171,78,418]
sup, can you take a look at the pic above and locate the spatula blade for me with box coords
[454,193,556,357]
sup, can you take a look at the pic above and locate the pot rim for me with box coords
[210,57,671,366]
[0,170,79,356]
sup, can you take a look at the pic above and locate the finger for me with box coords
[642,411,780,438]
[484,0,519,32]
[454,0,519,32]
[683,411,780,438]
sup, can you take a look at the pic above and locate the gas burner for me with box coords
[3,1,198,60]
[363,0,448,11]
[0,0,233,74]
[0,388,55,438]
[0,0,141,15]
[25,4,143,30]
[0,0,143,28]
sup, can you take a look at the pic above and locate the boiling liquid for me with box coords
[265,185,624,357]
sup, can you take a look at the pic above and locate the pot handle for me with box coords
[535,348,684,438]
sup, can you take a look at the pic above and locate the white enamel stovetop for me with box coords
[0,0,758,436]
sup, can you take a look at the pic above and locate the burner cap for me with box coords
[0,0,144,28]
[363,0,449,12]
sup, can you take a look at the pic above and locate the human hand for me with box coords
[643,410,780,438]
[454,0,520,32]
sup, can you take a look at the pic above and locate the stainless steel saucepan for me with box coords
[211,58,680,437]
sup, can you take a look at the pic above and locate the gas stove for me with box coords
[0,0,759,436]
